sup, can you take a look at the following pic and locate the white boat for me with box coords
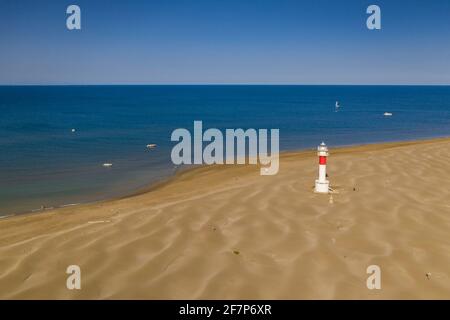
[103,163,113,167]
[146,144,157,149]
[383,112,393,116]
[335,101,340,108]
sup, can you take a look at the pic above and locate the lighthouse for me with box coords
[315,142,330,193]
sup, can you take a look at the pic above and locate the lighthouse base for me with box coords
[315,180,329,193]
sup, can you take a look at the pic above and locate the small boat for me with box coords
[103,163,113,167]
[146,144,157,149]
[71,128,76,132]
[383,112,393,116]
[335,101,340,108]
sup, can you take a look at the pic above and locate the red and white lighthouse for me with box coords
[315,142,329,193]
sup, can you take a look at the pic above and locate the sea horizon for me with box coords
[2,84,450,87]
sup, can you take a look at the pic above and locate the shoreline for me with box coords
[1,136,450,298]
[4,135,450,220]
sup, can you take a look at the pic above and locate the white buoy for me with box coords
[314,142,330,193]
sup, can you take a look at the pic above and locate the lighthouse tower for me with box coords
[315,142,330,193]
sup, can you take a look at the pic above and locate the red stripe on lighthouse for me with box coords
[319,156,327,165]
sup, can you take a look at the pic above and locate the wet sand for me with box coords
[0,138,450,299]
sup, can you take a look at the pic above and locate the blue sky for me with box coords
[1,0,450,84]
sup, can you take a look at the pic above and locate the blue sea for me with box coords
[1,85,450,216]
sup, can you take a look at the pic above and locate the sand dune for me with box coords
[1,138,450,299]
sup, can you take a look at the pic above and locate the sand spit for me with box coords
[0,138,449,299]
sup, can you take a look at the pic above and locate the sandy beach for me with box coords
[0,138,450,299]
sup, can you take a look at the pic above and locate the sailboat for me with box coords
[335,101,340,109]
